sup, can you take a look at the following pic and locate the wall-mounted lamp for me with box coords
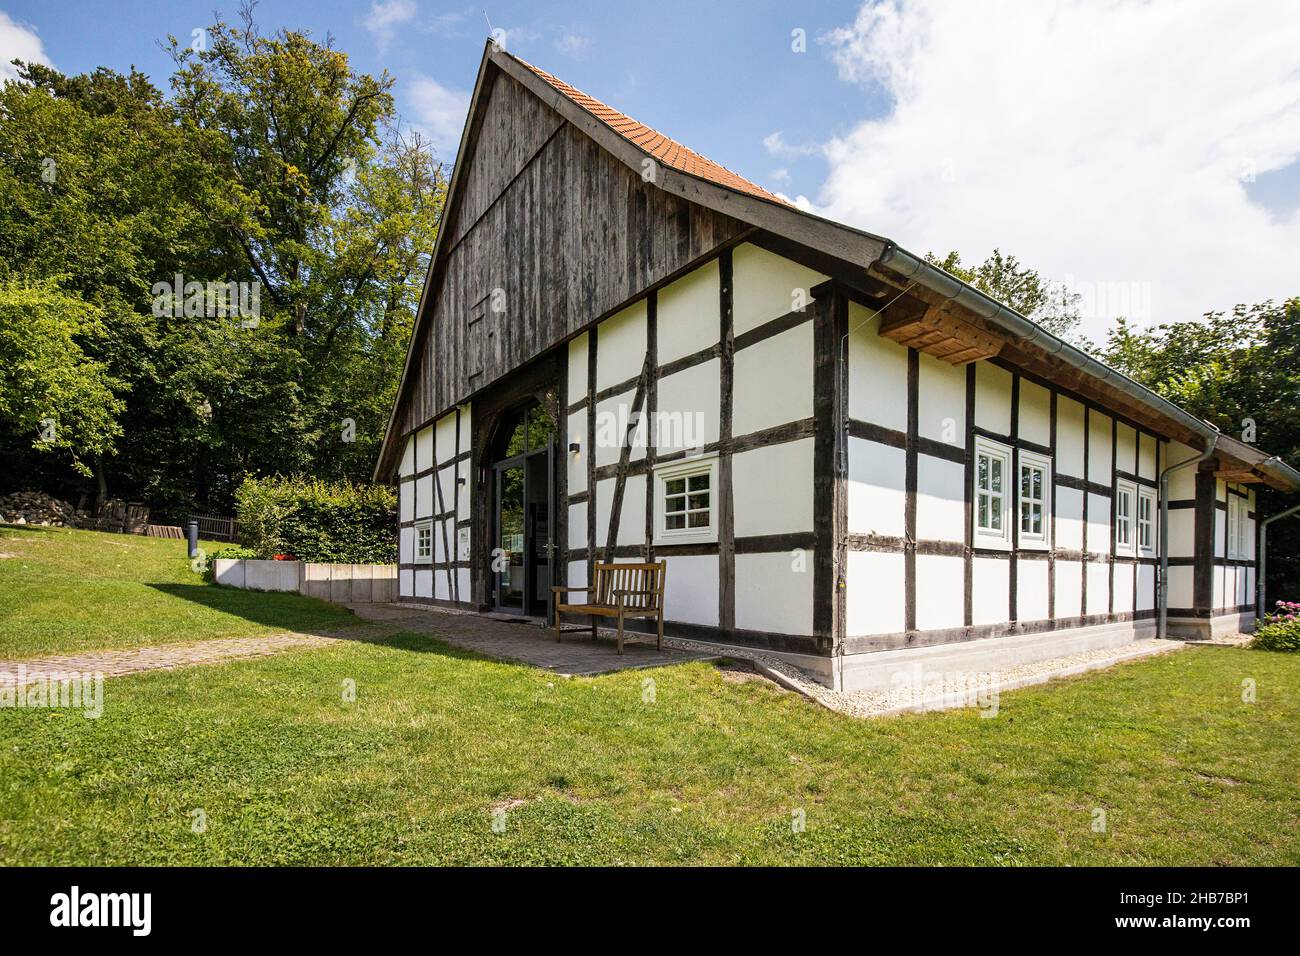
[569,441,581,455]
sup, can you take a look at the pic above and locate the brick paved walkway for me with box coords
[352,603,717,676]
[0,622,398,685]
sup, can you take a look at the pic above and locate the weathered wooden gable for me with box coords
[397,69,748,436]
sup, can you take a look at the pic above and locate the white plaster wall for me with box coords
[847,550,906,635]
[568,502,587,552]
[456,459,471,521]
[399,436,415,477]
[972,557,1010,625]
[914,554,964,631]
[458,404,472,453]
[657,261,719,363]
[1168,509,1195,556]
[1086,562,1109,615]
[915,455,965,544]
[414,568,433,599]
[593,390,644,467]
[435,413,457,465]
[1087,411,1112,484]
[1113,563,1135,614]
[1116,423,1137,475]
[594,475,645,548]
[1055,560,1083,618]
[848,304,908,433]
[1213,565,1225,609]
[1017,558,1050,622]
[662,554,719,626]
[457,568,470,601]
[1138,432,1157,480]
[847,438,905,537]
[596,300,647,391]
[567,332,588,405]
[567,560,587,591]
[736,551,815,635]
[435,570,450,601]
[399,568,413,597]
[918,353,966,447]
[415,474,433,519]
[733,438,814,537]
[1086,492,1111,554]
[1018,379,1052,448]
[1168,565,1193,608]
[1055,486,1084,551]
[1137,563,1156,611]
[399,526,413,564]
[437,464,456,514]
[400,480,414,523]
[1055,397,1086,477]
[732,323,813,436]
[731,243,826,335]
[974,362,1013,436]
[655,359,720,454]
[567,409,587,494]
[415,426,433,474]
[1165,442,1199,498]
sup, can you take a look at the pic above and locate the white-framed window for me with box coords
[1227,492,1249,559]
[654,454,717,544]
[1017,449,1051,547]
[1115,479,1136,555]
[415,520,433,564]
[974,436,1012,547]
[1137,486,1156,555]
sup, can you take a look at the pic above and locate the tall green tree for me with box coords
[927,248,1085,343]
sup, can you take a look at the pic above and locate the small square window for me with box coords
[655,454,717,544]
[415,521,433,563]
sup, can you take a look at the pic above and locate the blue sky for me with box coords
[1,0,875,202]
[3,1,1298,335]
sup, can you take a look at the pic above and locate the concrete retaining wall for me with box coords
[213,559,396,603]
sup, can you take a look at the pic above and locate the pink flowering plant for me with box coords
[1251,599,1300,652]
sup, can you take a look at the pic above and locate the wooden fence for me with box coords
[192,514,239,542]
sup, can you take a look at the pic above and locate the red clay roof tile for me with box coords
[511,54,791,207]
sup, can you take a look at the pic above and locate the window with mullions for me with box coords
[1115,479,1136,554]
[1137,487,1155,554]
[415,521,433,563]
[654,454,717,544]
[1018,450,1051,546]
[974,436,1012,546]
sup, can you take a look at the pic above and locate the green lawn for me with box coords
[0,525,354,658]
[2,526,1298,865]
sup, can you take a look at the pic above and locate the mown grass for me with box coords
[1,527,1298,865]
[0,525,354,658]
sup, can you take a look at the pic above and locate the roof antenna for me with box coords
[484,10,501,50]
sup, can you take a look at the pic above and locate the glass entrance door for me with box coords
[495,463,526,611]
[490,401,557,617]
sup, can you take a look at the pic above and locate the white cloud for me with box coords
[819,0,1300,336]
[764,131,820,159]
[365,0,417,51]
[406,75,471,154]
[555,32,592,57]
[0,11,53,83]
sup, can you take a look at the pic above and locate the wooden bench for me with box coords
[552,561,666,654]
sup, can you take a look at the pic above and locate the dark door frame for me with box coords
[490,440,554,618]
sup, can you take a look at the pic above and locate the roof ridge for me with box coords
[508,53,791,207]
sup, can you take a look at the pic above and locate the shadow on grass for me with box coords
[146,582,362,631]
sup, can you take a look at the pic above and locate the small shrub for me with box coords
[234,476,397,564]
[1250,600,1300,652]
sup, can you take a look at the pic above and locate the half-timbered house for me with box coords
[375,42,1300,691]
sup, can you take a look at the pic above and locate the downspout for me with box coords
[1258,496,1300,620]
[1158,432,1218,640]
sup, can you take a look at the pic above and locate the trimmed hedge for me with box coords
[1252,600,1300,652]
[234,476,397,564]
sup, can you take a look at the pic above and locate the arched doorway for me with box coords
[489,401,557,616]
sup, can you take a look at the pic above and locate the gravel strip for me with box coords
[663,635,1187,719]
